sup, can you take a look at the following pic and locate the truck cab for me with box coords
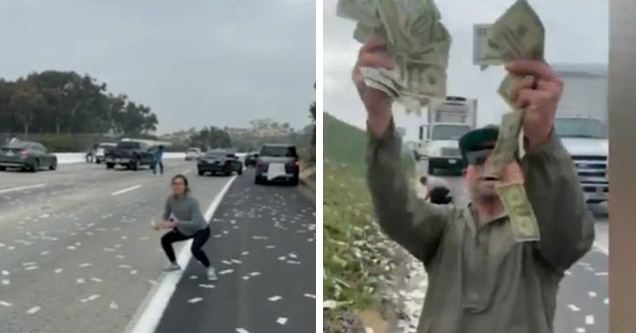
[416,96,477,175]
[555,116,608,204]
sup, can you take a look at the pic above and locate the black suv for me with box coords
[105,141,155,170]
[254,144,299,186]
[198,150,243,176]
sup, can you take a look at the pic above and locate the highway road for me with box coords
[0,160,316,333]
[421,169,608,333]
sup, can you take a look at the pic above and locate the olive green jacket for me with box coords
[366,123,594,333]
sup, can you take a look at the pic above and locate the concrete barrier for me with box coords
[54,152,187,165]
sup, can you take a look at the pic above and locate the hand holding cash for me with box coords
[338,0,452,114]
[352,39,395,136]
[505,60,562,150]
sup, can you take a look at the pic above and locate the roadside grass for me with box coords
[323,112,413,330]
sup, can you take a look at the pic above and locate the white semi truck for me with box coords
[415,96,478,175]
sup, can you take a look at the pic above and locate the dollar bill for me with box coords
[482,0,544,178]
[483,110,525,179]
[495,181,540,242]
[337,0,452,114]
[473,24,507,67]
[337,0,381,27]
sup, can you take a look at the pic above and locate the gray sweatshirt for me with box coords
[162,193,208,236]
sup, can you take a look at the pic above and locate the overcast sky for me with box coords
[0,0,315,134]
[324,0,608,141]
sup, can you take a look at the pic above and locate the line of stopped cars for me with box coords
[195,143,300,186]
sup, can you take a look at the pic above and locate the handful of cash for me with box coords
[474,0,545,242]
[474,0,545,179]
[337,0,452,114]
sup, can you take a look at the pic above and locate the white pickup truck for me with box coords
[416,96,477,175]
[555,116,608,204]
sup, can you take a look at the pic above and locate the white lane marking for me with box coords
[604,298,609,305]
[568,304,581,312]
[594,272,608,276]
[588,291,597,298]
[126,175,238,333]
[585,315,594,325]
[576,328,586,333]
[183,170,191,175]
[276,317,288,325]
[0,183,46,195]
[268,296,282,302]
[111,185,142,196]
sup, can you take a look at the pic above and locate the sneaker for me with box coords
[207,267,217,281]
[162,262,181,272]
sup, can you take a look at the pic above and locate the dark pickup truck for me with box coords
[105,141,155,171]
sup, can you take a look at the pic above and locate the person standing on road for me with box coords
[354,39,594,332]
[153,145,164,175]
[422,176,453,205]
[156,174,217,281]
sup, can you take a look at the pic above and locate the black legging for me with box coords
[161,227,211,267]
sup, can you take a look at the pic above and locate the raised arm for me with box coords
[366,121,452,265]
[521,132,595,272]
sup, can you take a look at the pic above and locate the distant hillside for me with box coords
[324,113,368,178]
[324,112,413,177]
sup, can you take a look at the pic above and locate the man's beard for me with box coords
[471,183,498,204]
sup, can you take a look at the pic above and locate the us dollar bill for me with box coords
[482,0,544,178]
[495,181,540,242]
[337,0,452,115]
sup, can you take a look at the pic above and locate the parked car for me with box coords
[0,141,57,172]
[244,151,259,167]
[198,150,243,176]
[186,148,202,161]
[95,142,117,164]
[254,144,299,186]
[105,141,155,170]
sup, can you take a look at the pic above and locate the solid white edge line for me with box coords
[125,175,238,333]
[0,183,46,195]
[111,185,142,196]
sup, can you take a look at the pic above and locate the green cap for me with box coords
[459,125,499,161]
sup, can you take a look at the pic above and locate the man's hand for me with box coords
[352,38,394,136]
[506,60,563,150]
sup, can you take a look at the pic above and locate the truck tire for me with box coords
[106,163,114,170]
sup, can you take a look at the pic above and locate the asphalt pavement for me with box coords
[154,169,316,333]
[424,169,608,333]
[0,161,315,333]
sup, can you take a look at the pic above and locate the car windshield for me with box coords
[117,142,141,149]
[555,118,607,139]
[260,146,296,157]
[204,151,227,158]
[2,142,30,149]
[431,125,471,140]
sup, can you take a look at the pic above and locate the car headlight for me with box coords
[428,148,441,157]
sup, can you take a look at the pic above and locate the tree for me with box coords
[9,79,45,137]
